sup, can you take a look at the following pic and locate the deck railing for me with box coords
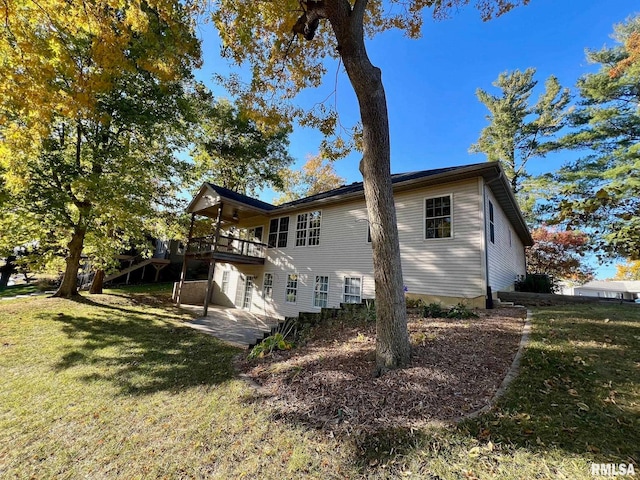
[187,235,267,259]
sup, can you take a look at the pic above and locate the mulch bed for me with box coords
[237,307,526,434]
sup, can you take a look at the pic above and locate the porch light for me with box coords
[232,210,239,221]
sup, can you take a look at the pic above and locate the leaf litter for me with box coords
[238,308,526,435]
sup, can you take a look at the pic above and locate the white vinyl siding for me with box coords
[485,188,526,291]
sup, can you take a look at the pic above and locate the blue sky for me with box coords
[193,1,639,278]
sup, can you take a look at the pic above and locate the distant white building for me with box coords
[574,280,640,301]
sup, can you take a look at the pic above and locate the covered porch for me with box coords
[174,183,275,316]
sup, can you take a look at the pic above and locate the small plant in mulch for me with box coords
[248,319,296,359]
[422,301,478,319]
[446,302,479,319]
[248,333,293,359]
[422,302,446,318]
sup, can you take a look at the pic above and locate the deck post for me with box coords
[176,213,196,307]
[203,202,224,316]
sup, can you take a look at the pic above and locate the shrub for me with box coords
[515,274,555,293]
[248,333,293,359]
[446,302,478,319]
[405,297,424,309]
[422,302,445,318]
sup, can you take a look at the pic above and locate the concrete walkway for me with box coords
[179,304,281,348]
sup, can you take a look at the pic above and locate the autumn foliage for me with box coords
[526,227,594,282]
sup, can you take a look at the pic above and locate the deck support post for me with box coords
[203,202,224,316]
[176,213,196,307]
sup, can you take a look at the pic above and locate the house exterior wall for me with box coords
[485,185,527,293]
[218,177,499,318]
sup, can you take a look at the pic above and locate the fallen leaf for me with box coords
[576,402,590,411]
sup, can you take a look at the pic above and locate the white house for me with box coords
[574,280,640,301]
[175,162,533,318]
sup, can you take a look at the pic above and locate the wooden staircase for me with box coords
[104,258,170,284]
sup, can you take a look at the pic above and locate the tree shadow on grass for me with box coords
[49,300,241,396]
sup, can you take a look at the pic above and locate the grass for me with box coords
[1,288,638,479]
[0,283,38,298]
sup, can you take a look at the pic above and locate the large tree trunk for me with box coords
[0,255,17,289]
[53,226,87,298]
[89,269,105,294]
[327,0,411,373]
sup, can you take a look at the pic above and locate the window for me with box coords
[242,275,255,309]
[313,275,329,308]
[489,201,495,244]
[263,273,273,300]
[268,217,289,248]
[286,274,298,304]
[343,277,362,304]
[508,228,512,248]
[425,196,452,239]
[295,211,321,246]
[221,271,230,294]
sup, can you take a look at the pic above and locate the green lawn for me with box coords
[0,283,38,298]
[1,289,638,479]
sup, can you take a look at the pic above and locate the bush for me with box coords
[422,302,445,318]
[405,297,424,309]
[248,333,293,359]
[446,302,478,319]
[515,274,555,294]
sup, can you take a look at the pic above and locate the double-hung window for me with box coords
[343,277,362,304]
[295,211,321,246]
[221,270,230,294]
[425,195,452,239]
[263,273,273,300]
[488,201,495,244]
[286,274,298,304]
[313,275,329,308]
[268,217,289,248]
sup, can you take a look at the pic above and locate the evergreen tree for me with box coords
[471,68,570,223]
[554,16,640,259]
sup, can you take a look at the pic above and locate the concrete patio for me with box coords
[179,304,281,348]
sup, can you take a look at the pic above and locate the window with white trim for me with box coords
[489,201,495,244]
[268,217,289,248]
[286,274,298,304]
[263,273,273,300]
[343,277,362,304]
[295,211,321,246]
[425,195,452,239]
[221,271,230,294]
[313,275,329,308]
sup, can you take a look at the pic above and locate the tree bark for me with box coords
[0,255,17,289]
[326,0,411,373]
[53,225,87,298]
[89,269,105,294]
